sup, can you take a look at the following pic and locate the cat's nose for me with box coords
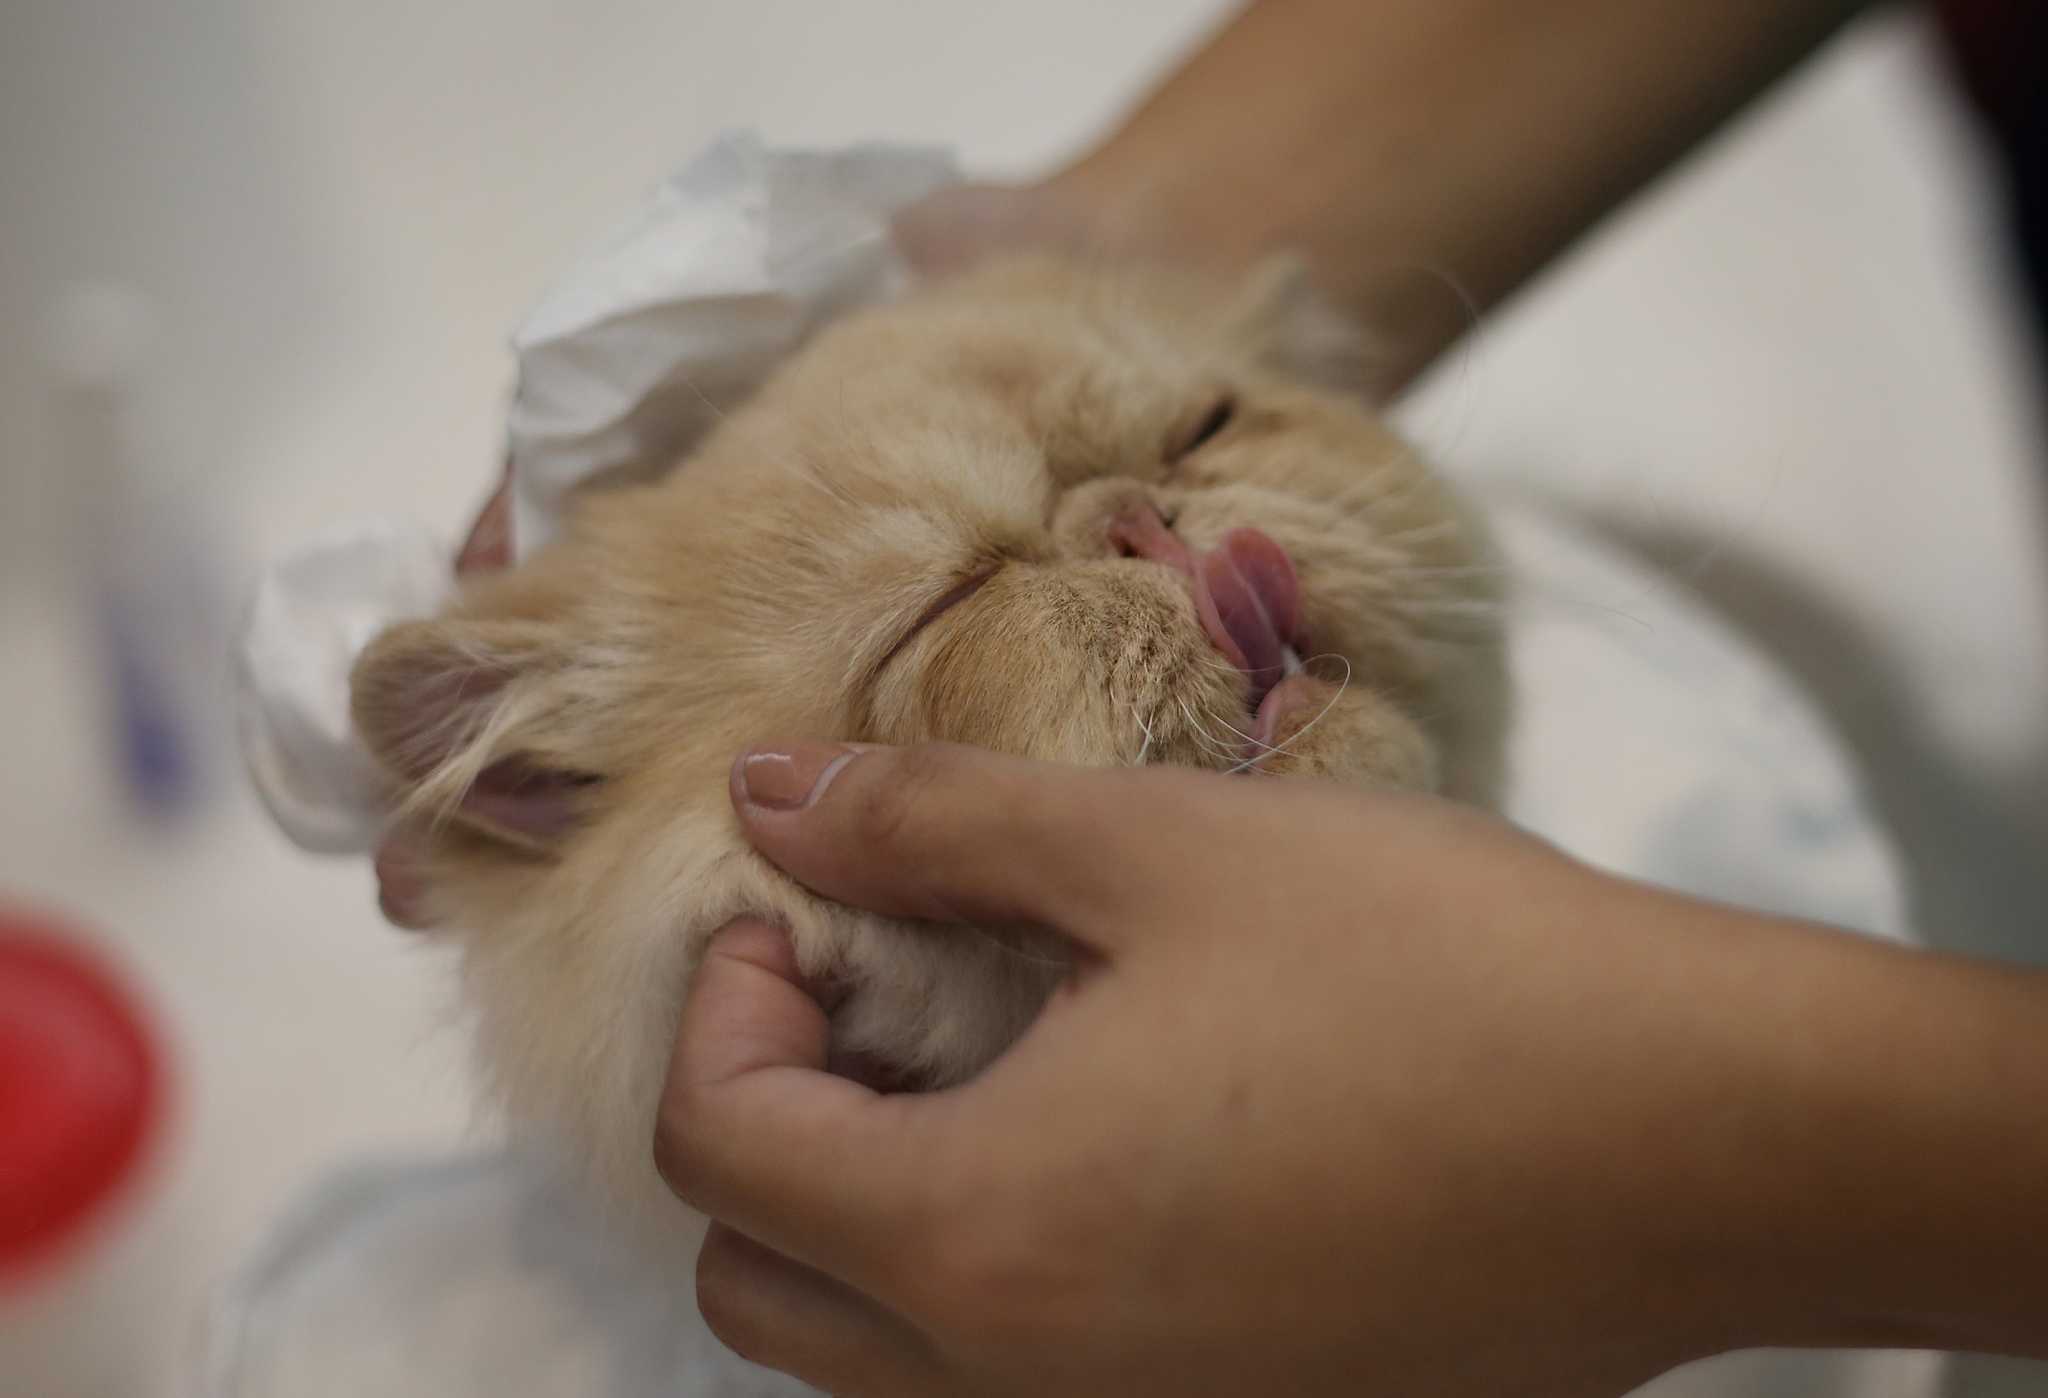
[1107,503,1194,579]
[1049,478,1184,564]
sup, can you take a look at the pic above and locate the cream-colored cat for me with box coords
[351,254,1507,1227]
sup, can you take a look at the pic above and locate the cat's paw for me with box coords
[819,914,1066,1089]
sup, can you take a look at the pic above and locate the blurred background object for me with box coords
[41,280,233,819]
[0,1,2042,1394]
[0,907,175,1398]
[199,1152,814,1398]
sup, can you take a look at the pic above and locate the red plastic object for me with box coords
[0,911,164,1280]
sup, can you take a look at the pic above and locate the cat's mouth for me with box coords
[1189,527,1305,723]
[1188,534,1340,764]
[1110,508,1312,755]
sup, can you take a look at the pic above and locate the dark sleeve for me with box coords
[1935,0,2048,356]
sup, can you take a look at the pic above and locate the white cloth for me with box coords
[235,134,954,854]
[234,519,452,853]
[505,133,956,556]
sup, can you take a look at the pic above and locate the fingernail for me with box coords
[734,743,861,811]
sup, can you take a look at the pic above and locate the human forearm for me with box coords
[1052,0,1870,390]
[1634,899,2048,1357]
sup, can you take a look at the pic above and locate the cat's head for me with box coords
[350,254,1507,1215]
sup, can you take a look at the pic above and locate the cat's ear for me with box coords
[350,615,603,848]
[1229,254,1388,402]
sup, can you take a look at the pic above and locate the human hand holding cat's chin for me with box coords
[659,741,2048,1397]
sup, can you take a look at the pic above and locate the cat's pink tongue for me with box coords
[1191,529,1301,693]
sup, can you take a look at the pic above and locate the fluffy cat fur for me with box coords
[351,254,1509,1231]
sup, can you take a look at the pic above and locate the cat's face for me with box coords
[352,255,1506,1217]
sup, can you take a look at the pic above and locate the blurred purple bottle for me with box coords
[42,283,229,820]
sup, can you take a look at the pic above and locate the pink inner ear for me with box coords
[371,661,515,784]
[354,622,600,844]
[461,757,597,841]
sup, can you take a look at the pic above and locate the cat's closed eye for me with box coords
[877,568,998,672]
[1169,392,1237,463]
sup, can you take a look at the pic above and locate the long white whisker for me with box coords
[1373,562,1512,583]
[1177,696,1247,762]
[1227,655,1353,773]
[1178,709,1238,763]
[1207,654,1347,757]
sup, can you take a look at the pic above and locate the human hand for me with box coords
[373,464,512,927]
[657,741,1947,1396]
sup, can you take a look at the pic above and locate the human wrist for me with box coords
[1030,154,1199,267]
[1799,950,2048,1355]
[1641,911,2048,1359]
[1043,141,1478,397]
